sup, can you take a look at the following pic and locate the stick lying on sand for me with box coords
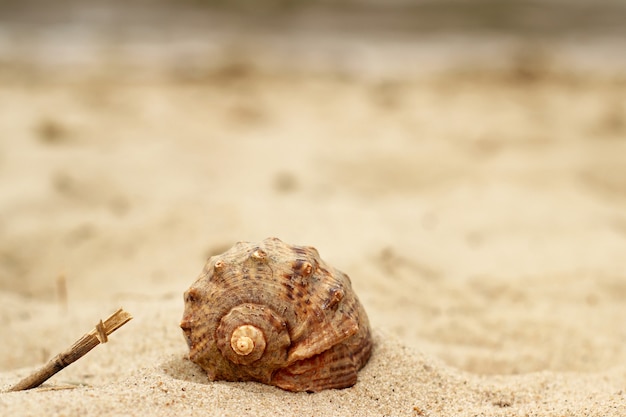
[9,308,133,392]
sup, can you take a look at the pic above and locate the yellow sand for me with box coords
[1,62,625,416]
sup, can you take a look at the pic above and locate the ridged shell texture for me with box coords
[180,237,372,392]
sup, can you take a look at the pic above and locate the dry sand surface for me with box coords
[1,30,626,416]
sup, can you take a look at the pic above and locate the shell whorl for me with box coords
[181,237,373,392]
[215,303,290,368]
[231,325,260,356]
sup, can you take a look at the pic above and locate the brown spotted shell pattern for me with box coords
[180,237,372,392]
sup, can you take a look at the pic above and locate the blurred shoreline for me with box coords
[1,0,626,82]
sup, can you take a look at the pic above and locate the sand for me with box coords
[1,19,626,416]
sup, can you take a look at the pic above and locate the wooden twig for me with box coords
[9,308,132,392]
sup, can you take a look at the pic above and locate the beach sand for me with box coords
[1,27,626,415]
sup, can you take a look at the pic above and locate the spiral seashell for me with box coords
[180,237,372,392]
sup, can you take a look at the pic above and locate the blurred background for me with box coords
[2,0,626,79]
[1,0,625,379]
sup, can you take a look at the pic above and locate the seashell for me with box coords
[180,237,372,392]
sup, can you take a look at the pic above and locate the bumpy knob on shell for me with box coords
[181,237,373,392]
